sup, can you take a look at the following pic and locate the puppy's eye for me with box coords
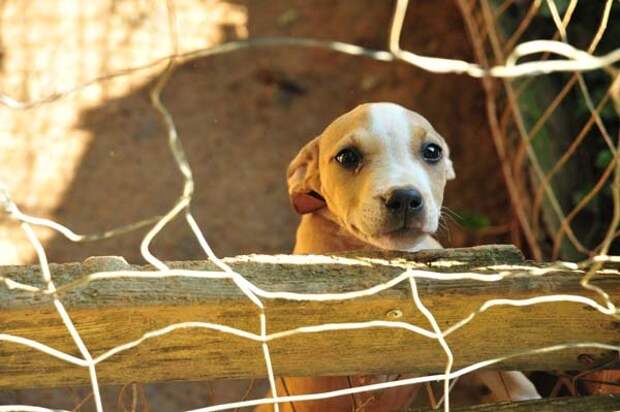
[335,148,362,170]
[422,143,442,163]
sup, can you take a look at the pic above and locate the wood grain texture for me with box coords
[1,245,618,390]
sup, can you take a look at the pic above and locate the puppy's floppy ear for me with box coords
[287,136,325,214]
[446,158,456,180]
[440,135,456,181]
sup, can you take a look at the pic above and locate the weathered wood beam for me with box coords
[410,394,620,412]
[0,245,618,390]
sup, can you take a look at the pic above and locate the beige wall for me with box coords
[0,1,509,266]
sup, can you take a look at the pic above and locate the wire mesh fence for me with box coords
[458,0,620,262]
[0,0,619,411]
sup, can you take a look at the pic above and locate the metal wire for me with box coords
[1,0,619,411]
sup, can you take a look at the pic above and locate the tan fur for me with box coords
[255,103,538,412]
[288,102,454,253]
[293,213,441,254]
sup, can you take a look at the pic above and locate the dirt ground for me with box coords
[37,0,508,265]
[1,0,512,410]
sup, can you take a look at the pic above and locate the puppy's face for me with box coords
[288,102,455,251]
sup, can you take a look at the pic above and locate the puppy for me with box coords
[288,102,450,255]
[256,102,539,411]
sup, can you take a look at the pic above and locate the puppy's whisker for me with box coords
[441,207,462,221]
[438,216,448,229]
[436,219,453,244]
[436,217,451,235]
[440,214,456,225]
[439,222,450,234]
[440,209,462,228]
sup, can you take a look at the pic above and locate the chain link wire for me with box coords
[1,0,619,411]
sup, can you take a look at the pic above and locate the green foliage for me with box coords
[493,0,620,258]
[595,149,613,169]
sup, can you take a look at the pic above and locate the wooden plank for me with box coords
[0,245,618,390]
[410,395,620,412]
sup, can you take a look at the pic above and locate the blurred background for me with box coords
[3,0,617,267]
[0,0,506,266]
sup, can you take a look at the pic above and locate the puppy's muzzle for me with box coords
[384,187,424,226]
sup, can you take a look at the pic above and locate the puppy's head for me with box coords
[288,102,455,250]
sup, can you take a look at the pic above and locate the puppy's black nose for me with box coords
[385,188,424,213]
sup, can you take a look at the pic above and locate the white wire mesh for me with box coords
[1,0,619,411]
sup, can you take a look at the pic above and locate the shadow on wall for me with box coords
[3,2,515,411]
[43,0,509,265]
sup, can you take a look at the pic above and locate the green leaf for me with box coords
[595,149,613,169]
